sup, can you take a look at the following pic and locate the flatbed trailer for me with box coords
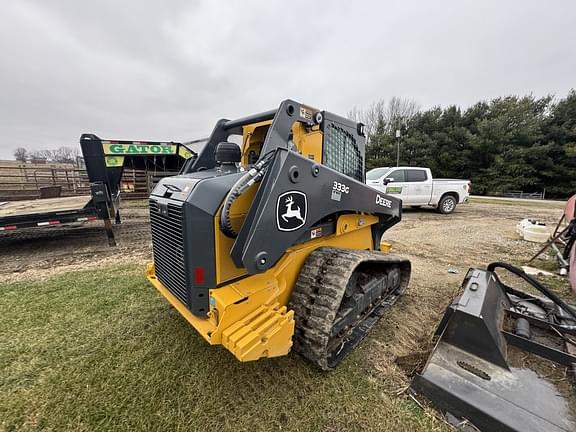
[0,135,196,245]
[0,196,96,228]
[0,193,117,244]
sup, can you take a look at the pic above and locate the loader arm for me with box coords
[187,99,315,174]
[231,147,402,273]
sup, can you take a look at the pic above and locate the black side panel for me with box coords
[150,172,244,317]
[182,173,242,315]
[435,269,509,368]
[230,148,402,274]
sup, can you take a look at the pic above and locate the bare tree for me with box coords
[30,146,80,163]
[13,147,28,162]
[30,149,52,160]
[384,97,420,135]
[348,99,387,140]
[349,97,420,139]
[53,146,79,163]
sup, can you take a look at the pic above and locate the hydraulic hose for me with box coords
[487,261,576,322]
[219,153,274,238]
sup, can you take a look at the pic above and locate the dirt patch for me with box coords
[0,205,152,283]
[2,201,562,283]
[356,203,565,394]
[1,200,563,286]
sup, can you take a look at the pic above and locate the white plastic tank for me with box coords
[516,219,550,243]
[516,219,533,236]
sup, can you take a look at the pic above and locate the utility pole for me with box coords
[395,129,401,166]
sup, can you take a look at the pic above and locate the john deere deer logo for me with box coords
[282,195,305,223]
[276,191,307,231]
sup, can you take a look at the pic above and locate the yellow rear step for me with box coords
[221,302,295,361]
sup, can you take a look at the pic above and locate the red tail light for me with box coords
[194,266,205,285]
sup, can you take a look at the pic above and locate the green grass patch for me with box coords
[0,266,446,432]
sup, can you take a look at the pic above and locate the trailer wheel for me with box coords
[438,195,457,214]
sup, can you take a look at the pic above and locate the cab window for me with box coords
[405,169,427,182]
[366,167,390,181]
[387,170,405,182]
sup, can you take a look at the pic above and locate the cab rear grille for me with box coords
[149,199,187,305]
[323,123,363,181]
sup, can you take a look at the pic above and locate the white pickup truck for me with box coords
[366,166,471,214]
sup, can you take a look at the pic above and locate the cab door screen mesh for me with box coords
[323,123,363,181]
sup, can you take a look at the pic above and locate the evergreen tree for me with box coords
[360,91,575,198]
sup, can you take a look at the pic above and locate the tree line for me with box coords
[350,91,576,198]
[13,146,80,164]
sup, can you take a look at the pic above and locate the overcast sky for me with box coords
[1,0,575,159]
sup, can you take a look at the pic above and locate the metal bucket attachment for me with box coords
[412,264,576,432]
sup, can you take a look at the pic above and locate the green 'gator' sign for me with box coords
[102,142,177,155]
[101,141,194,167]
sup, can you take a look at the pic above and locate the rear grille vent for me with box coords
[149,199,187,305]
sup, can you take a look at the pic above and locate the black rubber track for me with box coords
[289,247,411,370]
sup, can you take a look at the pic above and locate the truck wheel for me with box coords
[438,195,457,214]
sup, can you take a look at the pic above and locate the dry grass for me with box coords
[470,196,566,209]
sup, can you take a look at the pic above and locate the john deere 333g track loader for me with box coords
[146,99,411,369]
